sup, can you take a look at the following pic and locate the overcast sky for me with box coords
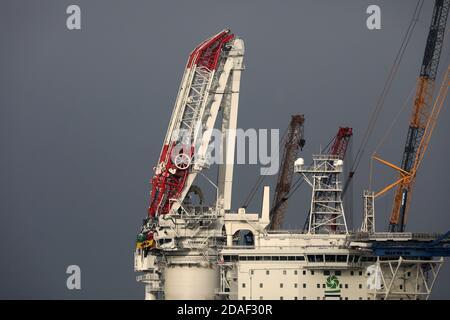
[1,0,449,299]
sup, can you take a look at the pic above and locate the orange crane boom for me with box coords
[389,0,449,231]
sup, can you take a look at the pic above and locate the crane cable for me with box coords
[347,0,425,190]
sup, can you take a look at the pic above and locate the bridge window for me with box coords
[337,255,347,262]
[335,270,342,276]
[296,256,305,261]
[325,255,336,262]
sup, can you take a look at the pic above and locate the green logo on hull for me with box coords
[325,275,341,294]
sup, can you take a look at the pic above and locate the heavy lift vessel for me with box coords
[134,1,450,300]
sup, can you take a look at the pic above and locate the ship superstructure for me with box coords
[134,1,450,300]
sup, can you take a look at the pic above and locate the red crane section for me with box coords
[148,30,235,218]
[330,127,353,159]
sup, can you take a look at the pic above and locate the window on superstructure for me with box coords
[280,256,288,261]
[337,255,347,262]
[260,296,263,300]
[272,256,280,261]
[283,270,286,275]
[250,270,254,275]
[247,256,255,261]
[339,284,342,289]
[294,297,298,300]
[266,270,270,275]
[294,270,298,275]
[296,256,305,261]
[345,284,348,289]
[316,255,324,262]
[303,270,306,275]
[407,272,411,277]
[400,285,403,290]
[307,255,315,262]
[324,270,330,276]
[359,271,363,276]
[303,297,306,300]
[294,283,298,288]
[359,297,362,300]
[325,255,336,262]
[322,284,326,288]
[345,297,348,300]
[317,284,320,288]
[240,256,247,261]
[242,283,246,288]
[288,256,295,261]
[311,270,314,275]
[260,283,263,288]
[317,297,320,300]
[280,297,284,300]
[255,256,262,261]
[335,271,341,276]
[263,256,271,261]
[280,283,284,288]
[359,284,362,289]
[350,271,354,276]
[242,296,246,300]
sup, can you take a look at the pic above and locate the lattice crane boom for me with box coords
[147,29,243,218]
[389,0,449,232]
[268,115,305,230]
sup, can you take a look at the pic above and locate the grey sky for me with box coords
[1,0,449,299]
